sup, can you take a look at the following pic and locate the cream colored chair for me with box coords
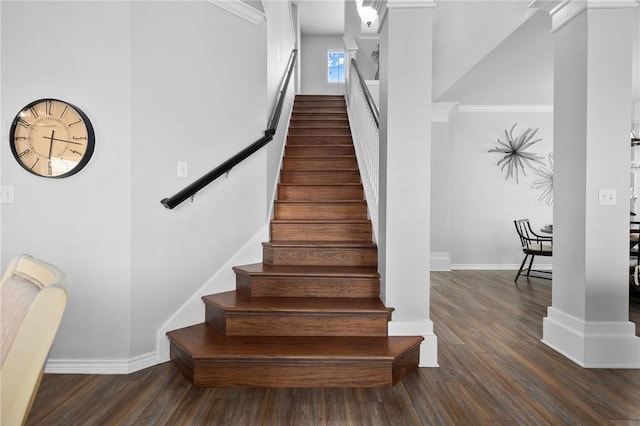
[1,254,70,426]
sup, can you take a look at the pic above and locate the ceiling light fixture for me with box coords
[356,0,379,27]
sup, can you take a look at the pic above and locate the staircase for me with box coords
[166,95,423,388]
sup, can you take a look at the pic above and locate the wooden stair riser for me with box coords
[282,157,358,171]
[193,361,392,388]
[289,120,349,128]
[294,100,345,107]
[288,127,351,137]
[278,185,364,201]
[279,171,361,185]
[236,274,380,298]
[285,145,355,157]
[205,308,390,337]
[270,221,372,242]
[290,113,347,121]
[292,105,346,113]
[274,201,368,220]
[287,135,353,145]
[263,244,378,267]
[295,95,345,101]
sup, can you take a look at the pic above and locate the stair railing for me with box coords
[161,49,298,209]
[346,58,380,238]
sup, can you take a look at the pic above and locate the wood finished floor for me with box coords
[27,271,640,425]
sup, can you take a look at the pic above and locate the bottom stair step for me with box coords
[167,323,423,388]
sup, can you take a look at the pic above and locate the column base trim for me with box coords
[542,307,640,368]
[388,319,438,367]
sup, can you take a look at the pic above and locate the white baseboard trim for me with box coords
[430,252,451,271]
[542,307,640,368]
[451,263,552,271]
[45,351,159,375]
[388,319,438,367]
[156,223,269,363]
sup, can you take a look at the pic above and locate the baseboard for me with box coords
[542,306,640,368]
[451,263,552,271]
[430,252,451,271]
[45,351,159,375]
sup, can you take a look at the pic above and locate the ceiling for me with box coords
[294,0,345,35]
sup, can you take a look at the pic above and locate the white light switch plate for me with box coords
[177,161,188,178]
[599,188,616,205]
[0,186,14,204]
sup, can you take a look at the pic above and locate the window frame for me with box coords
[327,50,345,84]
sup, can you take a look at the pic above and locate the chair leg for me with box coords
[515,255,528,282]
[526,255,536,276]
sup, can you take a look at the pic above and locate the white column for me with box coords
[379,0,437,366]
[541,0,640,367]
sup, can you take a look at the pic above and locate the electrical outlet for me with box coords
[0,186,15,204]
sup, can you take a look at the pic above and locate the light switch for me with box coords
[0,186,14,204]
[599,188,616,206]
[177,161,188,178]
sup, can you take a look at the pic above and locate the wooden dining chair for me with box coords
[513,219,553,282]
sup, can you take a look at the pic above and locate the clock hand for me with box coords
[41,135,83,145]
[48,130,55,159]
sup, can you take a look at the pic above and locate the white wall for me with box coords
[264,0,297,214]
[1,1,132,360]
[446,109,554,268]
[300,35,346,95]
[129,1,268,358]
[433,1,534,100]
[1,0,292,371]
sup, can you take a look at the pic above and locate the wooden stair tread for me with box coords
[233,263,379,278]
[168,323,422,361]
[264,240,377,248]
[271,219,371,224]
[202,291,389,314]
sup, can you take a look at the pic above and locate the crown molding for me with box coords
[206,0,266,26]
[386,0,438,9]
[432,102,458,122]
[530,0,638,33]
[458,105,554,113]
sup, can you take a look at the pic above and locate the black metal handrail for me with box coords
[161,49,298,209]
[350,58,379,128]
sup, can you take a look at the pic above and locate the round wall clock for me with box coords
[9,98,95,178]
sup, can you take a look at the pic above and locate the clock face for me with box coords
[9,99,95,178]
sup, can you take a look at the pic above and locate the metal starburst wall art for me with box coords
[531,153,553,206]
[488,123,545,183]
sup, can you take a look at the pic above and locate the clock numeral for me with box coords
[48,161,53,176]
[69,118,82,127]
[72,136,87,140]
[29,107,39,118]
[14,136,27,141]
[70,149,82,156]
[18,148,30,158]
[30,157,40,170]
[17,118,31,129]
[46,101,54,116]
[59,104,68,118]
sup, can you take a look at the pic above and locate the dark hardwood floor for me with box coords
[27,271,640,425]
